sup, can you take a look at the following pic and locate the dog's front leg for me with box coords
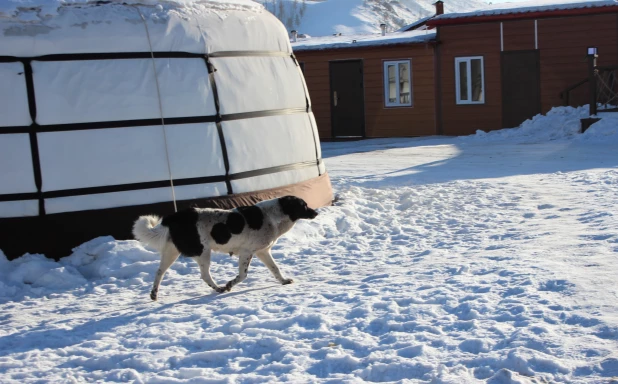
[196,249,225,293]
[223,253,253,292]
[255,248,293,285]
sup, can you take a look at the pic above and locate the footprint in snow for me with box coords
[538,279,575,292]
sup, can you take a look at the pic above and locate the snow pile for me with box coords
[577,113,618,143]
[462,105,618,144]
[0,250,84,298]
[0,236,162,301]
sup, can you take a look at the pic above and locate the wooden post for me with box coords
[588,50,598,116]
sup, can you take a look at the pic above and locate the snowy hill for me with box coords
[256,0,489,36]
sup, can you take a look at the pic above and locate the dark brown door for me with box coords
[330,60,365,137]
[501,50,541,128]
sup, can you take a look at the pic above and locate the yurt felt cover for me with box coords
[0,0,332,259]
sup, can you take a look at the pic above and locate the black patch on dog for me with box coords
[211,222,232,245]
[161,208,204,256]
[278,195,318,221]
[226,212,245,235]
[237,206,264,230]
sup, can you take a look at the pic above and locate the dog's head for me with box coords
[278,196,318,221]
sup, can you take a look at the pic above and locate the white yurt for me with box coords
[0,0,332,259]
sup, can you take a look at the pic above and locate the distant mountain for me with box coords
[256,0,489,37]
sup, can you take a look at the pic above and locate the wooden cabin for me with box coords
[292,31,437,139]
[293,0,618,138]
[428,0,618,135]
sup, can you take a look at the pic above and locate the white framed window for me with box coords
[383,60,412,107]
[455,56,485,104]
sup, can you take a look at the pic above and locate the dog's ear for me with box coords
[278,196,318,221]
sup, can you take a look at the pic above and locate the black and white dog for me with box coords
[133,196,318,300]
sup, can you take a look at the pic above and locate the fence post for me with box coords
[588,48,598,116]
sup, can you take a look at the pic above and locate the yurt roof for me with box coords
[0,0,291,56]
[0,0,262,17]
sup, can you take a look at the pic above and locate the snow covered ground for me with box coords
[1,106,618,383]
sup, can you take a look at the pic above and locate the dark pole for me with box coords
[588,50,598,116]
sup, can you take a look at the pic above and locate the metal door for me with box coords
[329,60,365,137]
[501,50,541,128]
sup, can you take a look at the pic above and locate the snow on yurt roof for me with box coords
[0,0,292,56]
[430,0,618,22]
[0,0,261,17]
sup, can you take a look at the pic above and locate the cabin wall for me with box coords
[538,14,618,113]
[438,23,502,136]
[295,44,436,138]
[437,13,618,136]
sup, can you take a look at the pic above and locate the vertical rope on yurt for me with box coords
[291,54,322,176]
[134,6,178,212]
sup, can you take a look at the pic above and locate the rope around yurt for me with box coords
[134,6,178,213]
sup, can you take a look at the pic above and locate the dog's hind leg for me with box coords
[151,242,180,301]
[255,248,293,285]
[196,249,225,293]
[223,253,253,292]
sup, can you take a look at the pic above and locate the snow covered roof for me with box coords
[291,30,436,52]
[0,0,262,18]
[0,0,289,57]
[429,0,618,25]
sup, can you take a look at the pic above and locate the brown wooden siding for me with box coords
[503,20,535,51]
[439,23,502,136]
[295,44,436,139]
[538,14,618,113]
[439,12,618,136]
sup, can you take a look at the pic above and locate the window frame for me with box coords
[455,56,485,105]
[383,59,413,108]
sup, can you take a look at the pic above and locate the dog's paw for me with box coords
[150,291,157,301]
[281,278,294,285]
[224,281,234,292]
[214,286,226,293]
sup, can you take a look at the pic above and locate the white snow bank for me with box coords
[0,236,163,300]
[578,113,618,142]
[462,105,618,144]
[0,0,262,18]
[0,249,87,297]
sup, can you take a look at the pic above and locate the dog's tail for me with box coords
[133,215,168,251]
